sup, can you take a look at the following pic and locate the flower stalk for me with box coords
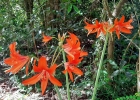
[50,47,63,100]
[54,85,62,100]
[62,50,70,100]
[92,33,109,100]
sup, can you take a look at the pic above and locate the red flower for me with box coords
[62,54,83,82]
[62,51,88,82]
[84,21,95,34]
[62,32,81,59]
[42,33,52,44]
[84,20,106,38]
[4,42,29,74]
[62,32,88,82]
[110,15,133,39]
[22,56,62,95]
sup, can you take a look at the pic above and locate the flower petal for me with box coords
[119,15,125,23]
[5,59,28,74]
[123,19,133,29]
[95,20,99,25]
[87,29,97,35]
[96,29,101,38]
[49,75,62,86]
[49,64,57,75]
[84,21,95,34]
[42,33,52,44]
[38,56,48,70]
[114,18,118,24]
[68,71,74,82]
[41,78,48,95]
[62,70,67,74]
[121,27,131,34]
[33,59,44,72]
[4,58,15,65]
[68,32,79,43]
[70,66,83,76]
[9,42,17,53]
[80,51,88,57]
[116,30,120,39]
[22,73,43,85]
[63,49,75,59]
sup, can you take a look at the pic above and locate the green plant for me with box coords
[1,0,140,100]
[115,92,140,100]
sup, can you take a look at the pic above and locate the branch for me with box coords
[102,0,114,19]
[112,0,128,17]
[103,0,128,23]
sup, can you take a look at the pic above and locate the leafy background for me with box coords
[0,0,139,99]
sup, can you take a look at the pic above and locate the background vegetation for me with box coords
[0,0,140,99]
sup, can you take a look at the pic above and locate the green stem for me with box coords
[51,47,63,100]
[62,50,70,100]
[51,47,59,65]
[92,33,109,100]
[51,48,63,100]
[52,49,63,65]
[54,85,62,100]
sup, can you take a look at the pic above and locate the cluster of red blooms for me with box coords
[62,32,88,82]
[4,42,62,95]
[4,32,87,95]
[84,15,133,39]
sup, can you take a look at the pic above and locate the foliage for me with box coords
[115,92,140,100]
[0,0,139,100]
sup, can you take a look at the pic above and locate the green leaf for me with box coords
[0,46,2,52]
[67,3,73,14]
[77,0,82,3]
[108,59,118,69]
[61,0,69,2]
[73,5,82,15]
[111,70,119,77]
[72,0,76,2]
[135,92,140,96]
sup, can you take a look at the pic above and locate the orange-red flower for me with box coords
[62,32,81,59]
[42,33,52,44]
[110,15,133,39]
[84,20,106,38]
[62,54,83,82]
[62,32,88,81]
[22,56,62,95]
[4,42,29,74]
[62,50,88,82]
[84,20,95,34]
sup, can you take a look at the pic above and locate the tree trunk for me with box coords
[107,34,114,76]
[24,0,34,29]
[103,0,128,77]
[38,0,59,29]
